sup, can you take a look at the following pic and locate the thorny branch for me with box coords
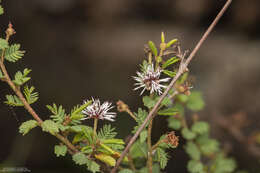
[112,0,233,172]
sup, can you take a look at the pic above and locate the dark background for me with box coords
[0,0,260,172]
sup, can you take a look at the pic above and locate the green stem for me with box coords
[93,118,98,138]
[126,109,137,121]
[147,119,153,173]
[152,139,164,151]
[148,52,152,64]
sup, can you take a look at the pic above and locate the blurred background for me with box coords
[0,0,260,172]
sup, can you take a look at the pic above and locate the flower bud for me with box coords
[176,85,185,93]
[116,100,128,112]
[160,42,167,51]
[6,22,16,37]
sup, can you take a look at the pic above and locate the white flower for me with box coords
[133,63,170,95]
[82,98,116,122]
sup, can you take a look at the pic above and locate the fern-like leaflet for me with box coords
[23,85,38,104]
[13,68,31,86]
[5,94,23,106]
[98,124,117,140]
[5,85,38,106]
[155,147,169,169]
[46,104,66,124]
[4,44,25,62]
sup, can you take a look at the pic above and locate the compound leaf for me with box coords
[54,145,67,157]
[4,44,25,62]
[42,120,59,135]
[19,120,38,135]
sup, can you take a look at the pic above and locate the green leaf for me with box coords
[158,107,178,116]
[161,32,165,43]
[95,153,116,167]
[177,94,189,103]
[0,38,8,50]
[13,68,31,86]
[139,164,160,173]
[70,100,92,120]
[156,147,168,169]
[54,145,67,157]
[99,139,125,152]
[140,130,148,143]
[98,124,117,140]
[172,103,185,116]
[19,120,38,135]
[185,142,201,161]
[140,60,149,73]
[23,85,38,104]
[58,124,69,131]
[162,57,180,69]
[42,120,59,135]
[82,126,94,144]
[0,5,4,15]
[81,146,93,154]
[105,143,124,151]
[187,91,205,112]
[86,159,100,173]
[119,169,134,173]
[163,70,176,77]
[181,128,196,140]
[191,121,209,135]
[72,152,88,165]
[73,133,86,144]
[5,94,23,106]
[166,39,178,48]
[69,126,82,133]
[132,108,148,133]
[143,96,156,109]
[152,164,161,173]
[168,117,182,130]
[177,72,189,85]
[187,160,204,173]
[47,104,66,124]
[4,44,25,62]
[213,154,236,173]
[161,97,172,106]
[148,41,158,56]
[0,69,3,79]
[130,140,148,159]
[99,143,120,156]
[102,138,125,145]
[143,96,171,109]
[137,108,148,121]
[196,136,219,155]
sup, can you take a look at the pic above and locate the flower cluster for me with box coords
[133,63,170,95]
[82,98,116,122]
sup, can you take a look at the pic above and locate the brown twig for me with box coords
[111,0,232,172]
[0,39,79,153]
[117,100,137,121]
